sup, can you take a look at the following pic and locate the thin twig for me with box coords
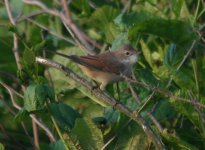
[36,56,166,150]
[60,0,100,53]
[167,40,196,87]
[26,18,76,45]
[5,0,40,147]
[23,0,59,16]
[16,10,45,22]
[23,0,98,55]
[5,0,22,70]
[128,83,163,133]
[124,76,205,108]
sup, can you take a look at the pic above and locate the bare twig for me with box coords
[16,10,45,22]
[22,0,59,16]
[0,81,56,142]
[26,18,76,45]
[32,118,39,150]
[23,0,99,55]
[5,0,22,70]
[5,0,40,147]
[36,56,166,150]
[60,0,100,53]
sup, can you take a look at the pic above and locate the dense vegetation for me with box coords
[0,0,205,149]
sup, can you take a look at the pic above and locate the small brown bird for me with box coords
[50,44,139,90]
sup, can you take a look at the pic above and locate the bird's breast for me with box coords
[78,65,122,84]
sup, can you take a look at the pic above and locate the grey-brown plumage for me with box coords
[49,44,138,90]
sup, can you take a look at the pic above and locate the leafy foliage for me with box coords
[24,84,54,112]
[50,103,81,131]
[1,0,205,149]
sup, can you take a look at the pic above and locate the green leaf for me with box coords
[49,140,65,150]
[105,22,119,43]
[111,32,129,50]
[89,5,120,30]
[114,12,153,30]
[23,48,35,66]
[40,140,66,150]
[172,0,184,17]
[72,0,91,16]
[106,121,149,150]
[14,108,29,122]
[164,43,178,67]
[162,129,198,150]
[173,68,195,90]
[70,118,104,150]
[104,106,120,124]
[50,103,81,131]
[129,18,197,46]
[33,40,46,52]
[24,84,54,112]
[0,143,4,150]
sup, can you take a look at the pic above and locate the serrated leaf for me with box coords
[24,84,54,112]
[71,118,104,150]
[23,48,35,65]
[50,103,81,131]
[105,23,119,43]
[89,5,120,30]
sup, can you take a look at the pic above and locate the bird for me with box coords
[48,44,139,90]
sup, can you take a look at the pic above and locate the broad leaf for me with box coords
[50,103,81,131]
[129,18,197,46]
[70,118,104,150]
[24,84,54,112]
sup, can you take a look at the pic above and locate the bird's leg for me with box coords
[91,81,100,90]
[99,82,107,91]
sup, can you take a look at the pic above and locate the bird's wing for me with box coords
[69,54,125,74]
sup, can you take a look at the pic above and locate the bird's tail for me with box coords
[45,50,82,64]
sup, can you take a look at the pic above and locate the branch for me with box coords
[23,0,100,55]
[36,56,166,150]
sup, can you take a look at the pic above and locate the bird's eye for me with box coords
[125,51,130,56]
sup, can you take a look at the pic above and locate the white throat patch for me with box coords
[122,55,137,65]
